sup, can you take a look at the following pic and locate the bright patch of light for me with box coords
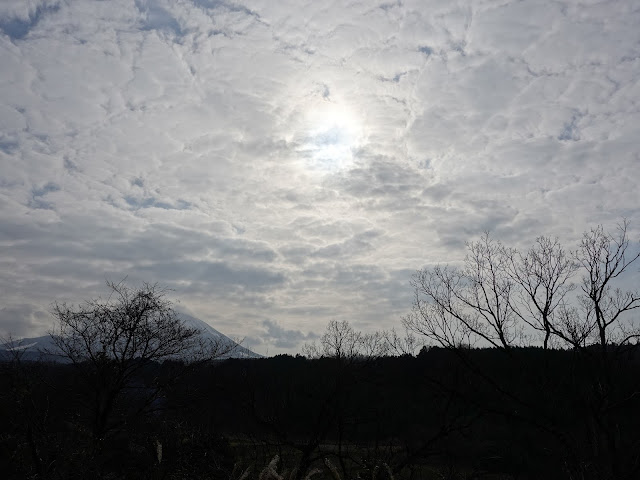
[300,101,364,173]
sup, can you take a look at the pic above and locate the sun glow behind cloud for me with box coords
[299,99,364,173]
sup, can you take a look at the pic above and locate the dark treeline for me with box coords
[3,345,640,480]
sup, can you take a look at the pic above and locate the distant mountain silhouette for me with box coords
[1,313,261,361]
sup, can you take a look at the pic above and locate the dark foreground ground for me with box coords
[2,347,640,479]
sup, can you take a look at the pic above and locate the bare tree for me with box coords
[507,236,578,349]
[49,280,231,440]
[575,221,640,350]
[404,233,521,350]
[382,327,423,356]
[404,223,640,352]
[302,320,395,361]
[403,222,640,479]
[302,320,363,361]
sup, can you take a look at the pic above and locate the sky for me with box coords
[1,0,639,355]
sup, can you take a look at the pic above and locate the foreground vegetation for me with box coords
[2,345,640,479]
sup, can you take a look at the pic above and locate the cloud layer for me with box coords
[1,0,639,353]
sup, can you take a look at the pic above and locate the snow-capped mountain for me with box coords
[178,313,261,359]
[1,313,261,361]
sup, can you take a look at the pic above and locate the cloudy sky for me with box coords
[1,0,639,355]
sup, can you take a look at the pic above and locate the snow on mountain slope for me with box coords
[1,313,261,361]
[178,313,261,359]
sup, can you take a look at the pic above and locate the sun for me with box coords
[300,100,364,172]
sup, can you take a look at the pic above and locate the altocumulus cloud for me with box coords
[1,0,639,354]
[247,319,319,351]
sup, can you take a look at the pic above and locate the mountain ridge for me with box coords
[1,313,261,361]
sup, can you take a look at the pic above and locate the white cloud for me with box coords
[1,0,639,354]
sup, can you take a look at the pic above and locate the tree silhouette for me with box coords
[403,221,640,479]
[49,280,229,441]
